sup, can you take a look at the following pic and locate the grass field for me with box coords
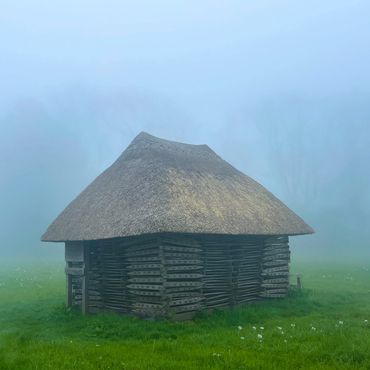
[0,261,369,370]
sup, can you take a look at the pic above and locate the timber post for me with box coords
[296,274,302,290]
[81,243,89,314]
[64,242,85,310]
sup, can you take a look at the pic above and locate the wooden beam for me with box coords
[65,267,85,276]
[66,273,72,307]
[82,243,90,315]
[65,242,84,262]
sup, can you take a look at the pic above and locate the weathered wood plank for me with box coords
[65,267,85,276]
[65,242,84,262]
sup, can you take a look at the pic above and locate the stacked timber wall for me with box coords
[87,236,204,319]
[65,234,290,319]
[260,236,290,298]
[201,236,265,309]
[88,239,128,314]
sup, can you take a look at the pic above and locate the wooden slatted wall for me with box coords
[260,236,290,298]
[65,234,290,319]
[201,236,265,309]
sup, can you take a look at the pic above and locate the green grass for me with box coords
[1,261,370,369]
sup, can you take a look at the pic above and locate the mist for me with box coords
[1,1,369,263]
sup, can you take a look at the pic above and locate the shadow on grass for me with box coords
[35,288,319,342]
[5,285,361,345]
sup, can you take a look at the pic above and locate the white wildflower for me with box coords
[291,323,295,328]
[260,326,264,330]
[277,326,282,331]
[257,334,263,340]
[240,336,245,340]
[338,321,344,325]
[281,331,285,335]
[252,326,257,330]
[364,320,368,325]
[311,327,316,331]
[238,325,243,330]
[212,353,221,357]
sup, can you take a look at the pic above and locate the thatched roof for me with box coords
[42,132,313,242]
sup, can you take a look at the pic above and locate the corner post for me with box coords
[66,273,72,307]
[158,235,168,317]
[65,242,86,311]
[82,243,90,314]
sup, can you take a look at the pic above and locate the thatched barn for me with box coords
[42,132,313,319]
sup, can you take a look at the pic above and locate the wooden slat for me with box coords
[65,267,85,276]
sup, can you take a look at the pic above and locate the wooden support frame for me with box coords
[64,234,291,319]
[66,274,72,307]
[158,236,168,316]
[65,242,87,312]
[81,243,89,314]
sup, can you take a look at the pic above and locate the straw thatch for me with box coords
[42,132,313,242]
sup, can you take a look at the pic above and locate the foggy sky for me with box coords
[1,1,369,262]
